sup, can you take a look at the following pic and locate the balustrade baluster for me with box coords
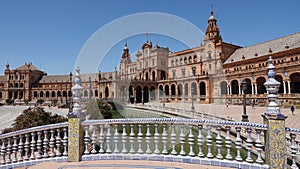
[12,136,18,162]
[18,135,24,162]
[121,124,127,153]
[235,127,242,161]
[114,124,120,153]
[255,129,263,164]
[145,124,152,154]
[290,133,298,169]
[225,126,232,160]
[98,124,104,153]
[91,125,97,154]
[154,124,160,154]
[162,124,168,154]
[171,124,177,155]
[24,134,30,160]
[216,126,222,159]
[198,125,204,157]
[56,129,61,156]
[106,124,112,153]
[6,138,12,163]
[137,124,143,154]
[246,128,253,163]
[84,126,90,155]
[42,130,49,158]
[188,124,195,156]
[179,124,186,156]
[63,127,68,156]
[206,125,213,158]
[1,139,6,164]
[129,124,135,153]
[30,132,36,160]
[36,131,42,159]
[49,129,56,157]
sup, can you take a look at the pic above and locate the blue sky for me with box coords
[0,0,299,75]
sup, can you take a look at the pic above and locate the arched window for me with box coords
[193,55,197,62]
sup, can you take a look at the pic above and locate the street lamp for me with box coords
[241,80,249,122]
[69,72,73,113]
[191,86,195,112]
[60,83,63,104]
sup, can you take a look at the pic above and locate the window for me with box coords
[172,70,176,79]
[193,55,197,62]
[175,59,178,65]
[181,68,185,78]
[152,59,155,66]
[171,60,174,66]
[209,64,211,69]
[180,58,183,64]
[207,51,212,60]
[192,67,196,76]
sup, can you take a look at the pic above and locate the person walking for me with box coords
[291,105,295,115]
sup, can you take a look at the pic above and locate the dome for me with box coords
[208,11,216,20]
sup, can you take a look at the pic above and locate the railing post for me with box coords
[68,67,84,162]
[262,56,287,168]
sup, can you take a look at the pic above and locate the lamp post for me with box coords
[88,77,92,100]
[69,72,73,113]
[60,83,63,104]
[191,86,195,112]
[241,80,249,122]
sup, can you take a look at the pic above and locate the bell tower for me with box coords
[119,43,131,80]
[205,10,222,43]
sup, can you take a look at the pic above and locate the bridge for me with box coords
[0,57,299,169]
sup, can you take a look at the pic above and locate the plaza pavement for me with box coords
[16,160,230,169]
[159,102,300,129]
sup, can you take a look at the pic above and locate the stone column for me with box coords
[229,85,232,95]
[283,81,286,94]
[287,80,291,94]
[175,85,178,102]
[251,83,254,94]
[68,67,84,162]
[262,56,287,169]
[255,83,258,94]
[238,85,241,95]
[197,83,200,102]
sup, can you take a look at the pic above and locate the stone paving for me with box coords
[17,160,227,169]
[159,102,300,129]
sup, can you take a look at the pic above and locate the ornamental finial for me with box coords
[71,66,84,118]
[264,56,282,116]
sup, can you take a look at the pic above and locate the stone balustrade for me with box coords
[81,118,269,168]
[0,122,68,168]
[0,118,299,168]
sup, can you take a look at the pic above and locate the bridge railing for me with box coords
[81,118,269,168]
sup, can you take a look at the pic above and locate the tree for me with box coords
[2,107,67,134]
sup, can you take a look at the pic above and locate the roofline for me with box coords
[223,47,300,68]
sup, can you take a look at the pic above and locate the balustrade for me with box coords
[0,118,300,169]
[0,122,68,167]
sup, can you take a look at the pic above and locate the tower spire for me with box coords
[205,10,222,43]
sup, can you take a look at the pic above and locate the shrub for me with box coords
[2,107,67,134]
[37,99,44,105]
[5,99,14,105]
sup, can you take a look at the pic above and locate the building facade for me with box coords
[0,11,299,106]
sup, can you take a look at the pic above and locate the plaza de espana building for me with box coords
[0,11,300,107]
